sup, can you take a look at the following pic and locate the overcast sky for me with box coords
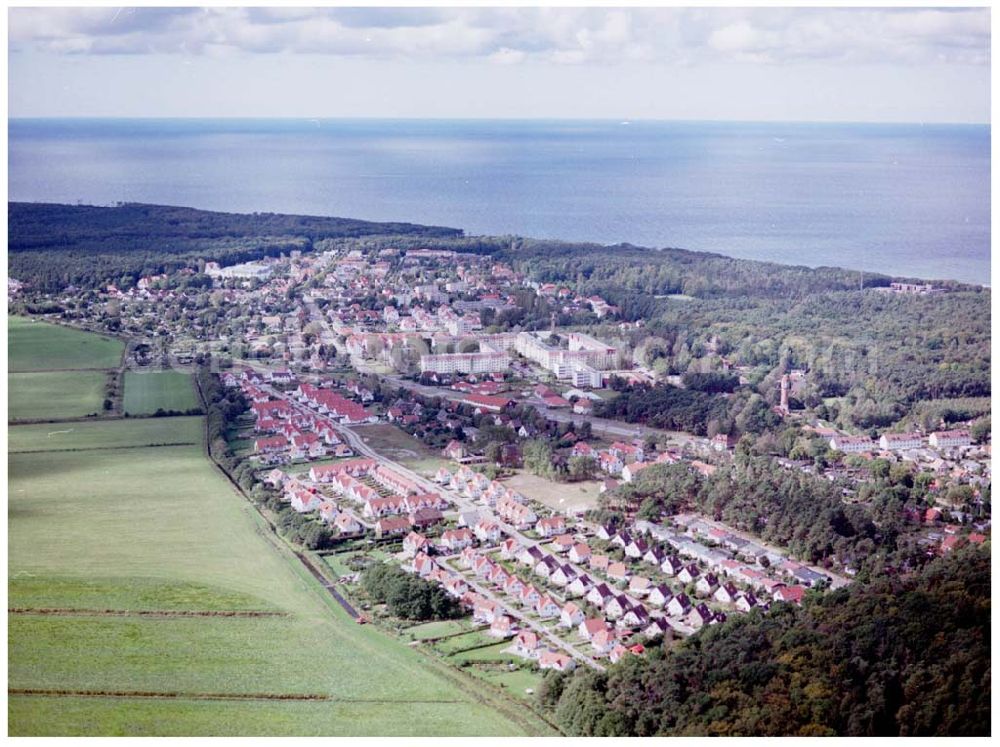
[7,6,991,122]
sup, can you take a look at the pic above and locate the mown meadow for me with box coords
[8,319,553,736]
[122,370,200,415]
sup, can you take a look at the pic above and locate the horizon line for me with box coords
[8,115,991,127]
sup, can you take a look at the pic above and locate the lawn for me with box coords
[8,371,109,421]
[8,417,202,453]
[470,667,545,699]
[123,371,200,415]
[504,472,604,514]
[402,619,473,641]
[432,630,502,655]
[352,424,445,466]
[449,641,521,664]
[8,418,553,736]
[9,315,124,372]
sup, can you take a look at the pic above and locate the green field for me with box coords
[470,667,544,699]
[448,641,521,664]
[431,630,500,655]
[123,371,199,415]
[8,697,517,738]
[9,417,202,453]
[8,417,551,736]
[9,316,123,372]
[402,619,473,640]
[8,371,109,421]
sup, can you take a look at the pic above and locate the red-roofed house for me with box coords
[774,585,807,605]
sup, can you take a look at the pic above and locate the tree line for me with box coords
[537,545,989,736]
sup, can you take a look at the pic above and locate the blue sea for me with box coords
[8,118,991,285]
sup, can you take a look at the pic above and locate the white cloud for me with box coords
[7,7,990,67]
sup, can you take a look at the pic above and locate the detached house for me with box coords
[536,595,561,619]
[714,583,740,604]
[375,516,410,538]
[586,583,615,609]
[667,593,692,618]
[560,601,585,628]
[538,650,576,672]
[440,527,474,552]
[644,618,671,640]
[660,556,684,576]
[474,520,502,544]
[489,614,515,639]
[624,537,649,559]
[589,554,610,573]
[695,573,720,597]
[473,598,498,624]
[550,564,577,587]
[411,553,435,577]
[677,564,701,584]
[774,585,807,605]
[334,513,362,535]
[566,573,595,598]
[403,531,429,556]
[578,618,609,641]
[628,576,652,597]
[536,516,567,538]
[648,585,673,608]
[520,584,542,609]
[444,576,468,598]
[619,605,650,629]
[607,562,630,584]
[643,547,666,567]
[569,543,593,564]
[514,630,541,658]
[605,594,631,620]
[499,537,522,559]
[736,592,761,612]
[591,628,617,655]
[687,603,716,630]
[551,534,575,554]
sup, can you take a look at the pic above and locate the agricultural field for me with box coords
[8,370,109,421]
[9,417,202,453]
[123,370,199,415]
[8,697,527,738]
[8,416,552,736]
[8,316,123,422]
[9,315,123,372]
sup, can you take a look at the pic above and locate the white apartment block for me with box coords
[420,351,512,375]
[878,432,924,451]
[446,314,482,337]
[829,435,875,453]
[515,331,618,380]
[929,430,972,449]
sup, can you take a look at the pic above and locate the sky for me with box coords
[7,6,992,122]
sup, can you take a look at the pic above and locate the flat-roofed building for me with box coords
[420,351,511,375]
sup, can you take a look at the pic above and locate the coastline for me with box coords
[9,118,989,286]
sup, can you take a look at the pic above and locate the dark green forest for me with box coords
[9,202,461,291]
[604,459,921,578]
[538,545,990,736]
